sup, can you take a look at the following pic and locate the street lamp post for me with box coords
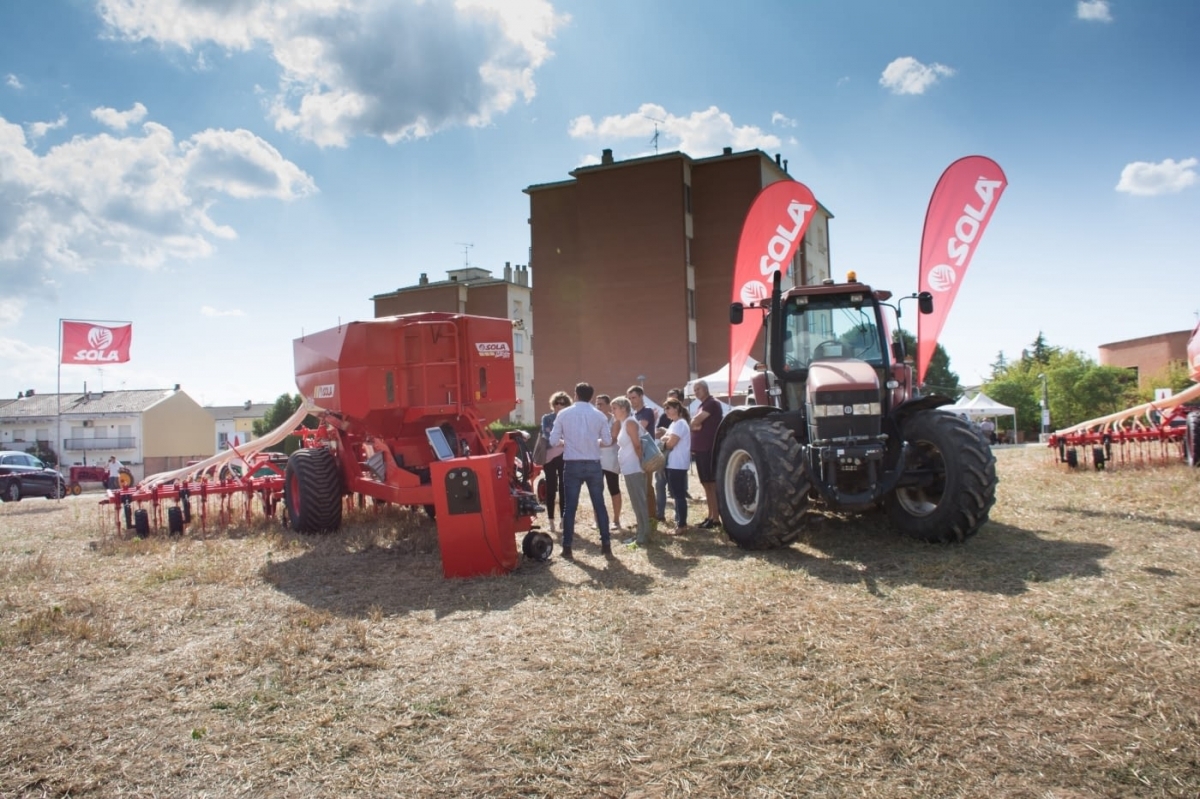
[1038,373,1050,437]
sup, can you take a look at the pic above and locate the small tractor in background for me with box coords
[714,270,997,548]
[102,312,547,578]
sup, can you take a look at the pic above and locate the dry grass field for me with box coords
[2,445,1198,798]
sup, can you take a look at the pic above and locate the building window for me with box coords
[515,366,524,387]
[12,429,25,442]
[512,300,523,319]
[514,332,525,353]
[36,428,49,442]
[684,183,692,214]
[688,343,698,375]
[687,289,695,320]
[685,237,691,266]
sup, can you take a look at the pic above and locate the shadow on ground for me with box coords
[727,513,1115,596]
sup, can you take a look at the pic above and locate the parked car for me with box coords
[0,451,68,501]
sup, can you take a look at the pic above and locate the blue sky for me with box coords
[1,0,1197,406]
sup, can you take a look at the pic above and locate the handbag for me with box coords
[639,432,665,473]
[532,433,549,466]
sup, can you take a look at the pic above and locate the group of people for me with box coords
[538,380,724,560]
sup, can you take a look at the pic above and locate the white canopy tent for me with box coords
[944,391,1017,441]
[685,362,758,398]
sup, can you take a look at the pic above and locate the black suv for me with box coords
[0,451,68,502]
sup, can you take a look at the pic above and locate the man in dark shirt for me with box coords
[689,380,723,528]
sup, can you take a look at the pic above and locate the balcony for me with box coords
[64,437,137,451]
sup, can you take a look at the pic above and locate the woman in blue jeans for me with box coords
[657,398,691,534]
[540,391,570,532]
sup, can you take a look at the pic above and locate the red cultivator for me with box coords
[101,312,546,578]
[1048,322,1200,470]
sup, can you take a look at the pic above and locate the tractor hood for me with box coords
[807,359,880,394]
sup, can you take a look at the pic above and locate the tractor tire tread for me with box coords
[717,419,809,550]
[885,411,997,543]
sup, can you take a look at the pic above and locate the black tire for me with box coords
[1186,411,1200,468]
[3,479,21,503]
[133,508,150,538]
[284,448,343,534]
[884,410,996,543]
[167,506,184,536]
[46,480,67,500]
[715,419,809,550]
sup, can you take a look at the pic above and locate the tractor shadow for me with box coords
[260,511,695,618]
[675,512,1114,597]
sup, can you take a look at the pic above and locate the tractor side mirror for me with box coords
[729,303,744,325]
[892,340,906,361]
[918,292,934,315]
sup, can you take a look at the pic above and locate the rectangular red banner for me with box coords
[61,321,133,365]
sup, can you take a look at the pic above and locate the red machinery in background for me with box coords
[102,313,545,578]
[1047,320,1200,469]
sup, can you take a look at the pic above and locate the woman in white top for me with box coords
[658,398,691,533]
[611,397,650,545]
[594,394,623,530]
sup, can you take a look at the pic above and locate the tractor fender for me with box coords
[890,393,955,427]
[710,405,793,475]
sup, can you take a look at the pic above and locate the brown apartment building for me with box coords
[1098,329,1194,387]
[525,147,832,409]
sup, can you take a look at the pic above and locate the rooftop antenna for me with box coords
[455,242,474,268]
[643,113,665,154]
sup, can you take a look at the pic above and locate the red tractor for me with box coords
[714,271,997,548]
[102,312,546,577]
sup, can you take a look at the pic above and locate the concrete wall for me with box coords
[142,391,215,461]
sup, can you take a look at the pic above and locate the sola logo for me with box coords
[88,327,113,349]
[740,280,770,306]
[475,342,511,359]
[928,265,957,293]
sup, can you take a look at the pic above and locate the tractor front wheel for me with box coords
[884,410,996,542]
[715,419,809,550]
[284,448,344,534]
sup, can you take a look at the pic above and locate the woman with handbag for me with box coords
[658,398,692,534]
[540,391,570,532]
[612,397,651,546]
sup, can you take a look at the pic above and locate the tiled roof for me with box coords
[205,404,274,420]
[0,389,177,419]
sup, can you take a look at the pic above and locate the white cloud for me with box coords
[97,0,569,148]
[27,115,68,140]
[0,298,25,327]
[568,103,781,158]
[0,114,316,324]
[201,306,246,317]
[1077,1,1113,22]
[5,74,23,90]
[771,112,796,128]
[879,56,955,95]
[1115,157,1197,196]
[92,102,149,131]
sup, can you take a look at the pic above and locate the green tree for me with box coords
[895,328,961,399]
[985,335,1141,437]
[1134,360,1197,403]
[252,393,317,454]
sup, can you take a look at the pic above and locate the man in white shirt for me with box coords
[106,456,123,490]
[548,382,613,560]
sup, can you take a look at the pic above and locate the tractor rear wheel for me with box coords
[715,419,809,550]
[284,448,343,534]
[1186,411,1200,468]
[885,410,996,542]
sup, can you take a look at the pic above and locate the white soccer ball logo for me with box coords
[740,280,770,306]
[88,327,113,349]
[928,265,957,293]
